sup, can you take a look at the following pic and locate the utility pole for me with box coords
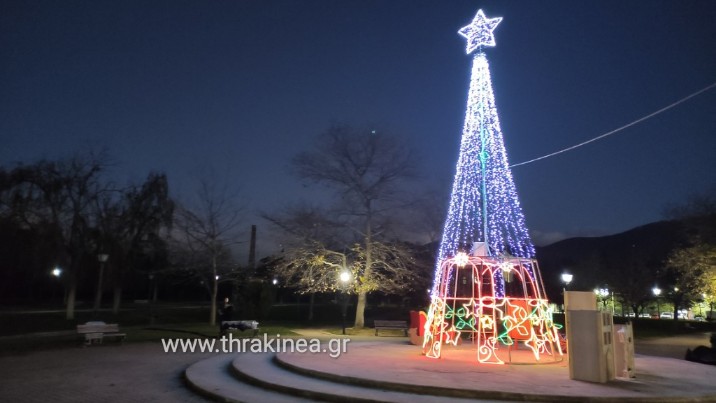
[248,224,256,270]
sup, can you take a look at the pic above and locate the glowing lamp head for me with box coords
[652,287,661,296]
[454,252,469,267]
[52,267,62,277]
[561,273,573,285]
[340,271,351,283]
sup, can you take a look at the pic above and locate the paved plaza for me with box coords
[0,331,713,402]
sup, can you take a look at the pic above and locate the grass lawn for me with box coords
[2,303,711,356]
[0,323,299,356]
[0,303,209,336]
[0,303,301,356]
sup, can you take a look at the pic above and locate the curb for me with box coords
[273,353,716,403]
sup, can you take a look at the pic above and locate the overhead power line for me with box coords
[510,81,716,168]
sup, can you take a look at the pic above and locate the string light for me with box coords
[432,22,534,297]
[454,252,469,267]
[423,256,562,364]
[458,9,502,53]
[424,10,560,365]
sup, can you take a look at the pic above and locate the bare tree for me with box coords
[292,125,416,328]
[173,178,243,326]
[267,231,415,324]
[403,188,448,245]
[274,240,351,294]
[605,250,656,317]
[0,155,108,319]
[263,204,343,320]
[95,173,174,314]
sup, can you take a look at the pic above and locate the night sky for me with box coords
[2,1,715,259]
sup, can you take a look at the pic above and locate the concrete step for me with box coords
[230,352,494,403]
[184,353,313,403]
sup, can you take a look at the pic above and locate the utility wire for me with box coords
[510,81,716,168]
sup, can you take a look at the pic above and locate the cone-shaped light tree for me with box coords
[423,9,561,364]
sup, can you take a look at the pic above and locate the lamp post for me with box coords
[339,271,351,335]
[652,286,661,318]
[94,254,109,315]
[51,267,63,304]
[561,273,573,311]
[271,278,281,304]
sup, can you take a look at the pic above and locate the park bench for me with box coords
[220,320,260,338]
[374,320,408,336]
[76,321,126,346]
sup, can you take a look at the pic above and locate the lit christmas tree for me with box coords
[423,9,561,364]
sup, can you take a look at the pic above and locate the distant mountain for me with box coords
[536,220,685,301]
[416,218,709,306]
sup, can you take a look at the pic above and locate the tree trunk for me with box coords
[112,286,122,314]
[355,291,367,328]
[66,280,76,320]
[354,207,372,329]
[210,256,218,326]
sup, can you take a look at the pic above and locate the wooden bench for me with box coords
[77,321,126,346]
[220,320,260,338]
[374,320,408,336]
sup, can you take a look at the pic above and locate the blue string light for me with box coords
[423,12,562,363]
[432,10,534,296]
[458,9,502,53]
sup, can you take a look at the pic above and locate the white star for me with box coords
[458,9,502,54]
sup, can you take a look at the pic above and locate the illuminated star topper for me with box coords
[458,9,502,54]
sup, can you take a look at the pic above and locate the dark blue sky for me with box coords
[2,1,715,258]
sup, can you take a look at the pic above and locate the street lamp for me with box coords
[52,267,62,278]
[561,273,573,311]
[652,286,662,317]
[339,271,351,335]
[94,254,109,314]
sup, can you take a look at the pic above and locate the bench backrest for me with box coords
[77,323,120,334]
